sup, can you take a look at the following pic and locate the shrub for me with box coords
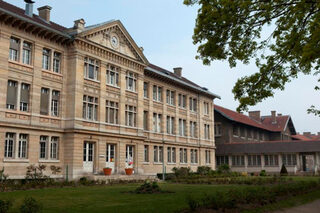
[135,181,161,194]
[197,166,212,175]
[25,164,48,180]
[0,200,12,213]
[186,196,200,211]
[260,170,267,176]
[20,197,42,213]
[280,164,288,176]
[172,167,191,178]
[217,164,230,173]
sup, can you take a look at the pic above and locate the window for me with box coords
[189,98,197,112]
[240,127,246,138]
[40,88,49,115]
[125,105,137,127]
[53,52,61,73]
[154,146,163,163]
[166,90,175,105]
[106,65,119,87]
[204,124,210,139]
[19,83,30,112]
[106,100,118,124]
[259,131,264,141]
[144,145,149,162]
[22,41,32,65]
[205,150,211,164]
[282,154,297,166]
[9,37,20,61]
[216,155,229,166]
[190,149,198,164]
[153,85,162,102]
[178,94,186,108]
[18,134,28,159]
[50,137,59,159]
[143,111,148,130]
[203,102,209,115]
[167,147,176,163]
[51,90,60,117]
[39,136,48,159]
[190,121,197,138]
[254,131,259,140]
[248,155,261,166]
[144,82,149,98]
[84,57,99,80]
[214,123,221,137]
[4,133,15,158]
[126,71,137,92]
[42,48,51,70]
[179,148,187,163]
[264,155,278,166]
[179,119,186,136]
[83,95,98,121]
[248,129,254,140]
[166,116,175,135]
[232,155,245,166]
[233,125,239,136]
[6,80,17,110]
[153,113,162,133]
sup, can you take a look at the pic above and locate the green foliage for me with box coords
[197,166,212,175]
[20,197,42,213]
[280,164,288,176]
[217,164,230,173]
[0,200,12,213]
[260,170,267,177]
[25,164,48,180]
[134,181,161,194]
[172,167,192,178]
[184,0,320,112]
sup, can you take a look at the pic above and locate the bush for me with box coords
[280,164,288,176]
[172,167,191,178]
[197,166,212,175]
[0,200,12,213]
[135,181,161,194]
[260,170,267,176]
[217,164,230,173]
[20,197,42,213]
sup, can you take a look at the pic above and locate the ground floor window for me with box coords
[5,133,15,158]
[190,149,198,164]
[18,134,28,159]
[232,155,245,166]
[205,150,211,164]
[167,147,176,163]
[264,155,279,166]
[282,154,297,166]
[144,145,149,162]
[179,148,187,163]
[248,155,261,166]
[154,146,163,163]
[216,155,229,166]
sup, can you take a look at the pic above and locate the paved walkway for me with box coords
[273,199,320,213]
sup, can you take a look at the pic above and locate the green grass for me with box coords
[0,183,243,213]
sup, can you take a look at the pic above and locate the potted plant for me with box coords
[103,167,112,176]
[125,161,134,175]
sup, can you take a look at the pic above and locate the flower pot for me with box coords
[125,168,133,175]
[103,168,112,176]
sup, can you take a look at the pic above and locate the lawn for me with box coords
[1,177,320,213]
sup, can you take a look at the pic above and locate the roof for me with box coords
[216,140,320,154]
[214,105,271,131]
[146,64,220,99]
[0,1,69,36]
[292,134,320,141]
[261,115,291,132]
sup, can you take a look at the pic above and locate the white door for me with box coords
[126,145,134,168]
[106,144,116,173]
[83,142,94,173]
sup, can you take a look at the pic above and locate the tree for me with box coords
[184,0,320,112]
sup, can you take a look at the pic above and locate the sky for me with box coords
[13,0,320,134]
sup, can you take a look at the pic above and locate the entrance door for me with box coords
[126,145,134,168]
[106,144,116,173]
[83,142,94,173]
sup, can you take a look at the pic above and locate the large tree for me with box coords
[184,0,320,113]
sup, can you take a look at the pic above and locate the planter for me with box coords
[103,168,112,176]
[125,168,133,175]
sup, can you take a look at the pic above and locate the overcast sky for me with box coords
[13,0,320,134]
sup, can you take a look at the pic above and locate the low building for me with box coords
[214,105,320,174]
[0,1,220,179]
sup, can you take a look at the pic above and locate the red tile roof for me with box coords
[292,134,320,141]
[260,115,290,132]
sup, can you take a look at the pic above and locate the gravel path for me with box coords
[273,199,320,213]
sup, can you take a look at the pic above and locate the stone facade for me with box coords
[0,2,218,179]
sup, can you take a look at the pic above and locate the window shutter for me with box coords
[52,91,59,101]
[6,82,17,106]
[40,89,49,115]
[20,84,30,103]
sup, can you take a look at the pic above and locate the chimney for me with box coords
[38,6,52,22]
[25,2,34,17]
[303,132,311,136]
[248,111,261,122]
[271,111,276,124]
[318,132,320,136]
[277,113,282,116]
[74,19,86,32]
[173,67,182,77]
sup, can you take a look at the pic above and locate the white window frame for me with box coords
[84,57,99,81]
[51,90,60,117]
[153,85,162,102]
[153,146,163,163]
[153,113,162,133]
[18,134,28,159]
[190,121,197,138]
[179,148,188,163]
[4,133,15,158]
[125,105,137,127]
[179,119,186,136]
[83,95,98,121]
[144,145,149,162]
[144,82,149,98]
[191,149,198,164]
[166,90,175,106]
[126,71,137,92]
[53,52,61,73]
[22,41,32,65]
[106,100,119,124]
[203,102,209,115]
[204,124,210,139]
[167,147,176,163]
[189,98,197,112]
[39,136,48,159]
[178,94,186,108]
[9,37,20,62]
[166,116,175,135]
[106,65,119,87]
[205,150,211,164]
[42,48,51,70]
[50,137,59,160]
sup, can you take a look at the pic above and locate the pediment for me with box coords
[78,20,148,64]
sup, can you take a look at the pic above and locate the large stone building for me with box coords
[214,105,320,174]
[0,1,219,179]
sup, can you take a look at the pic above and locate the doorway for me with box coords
[83,142,94,173]
[106,144,116,174]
